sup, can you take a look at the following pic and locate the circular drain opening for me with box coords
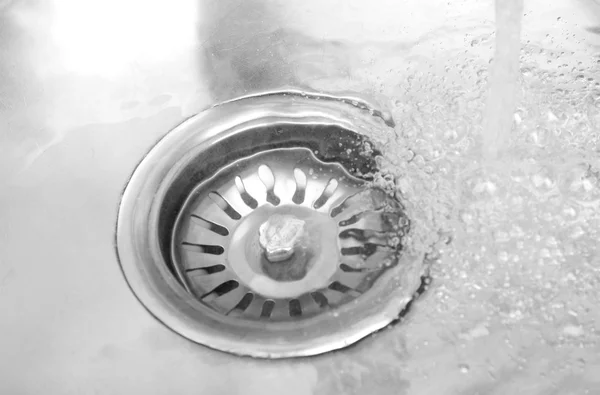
[116,92,426,358]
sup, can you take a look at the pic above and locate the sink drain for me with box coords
[116,91,426,358]
[174,147,405,319]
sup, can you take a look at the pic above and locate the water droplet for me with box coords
[570,226,584,239]
[495,231,509,243]
[472,181,497,195]
[461,211,473,224]
[459,364,470,373]
[443,129,459,141]
[562,206,577,218]
[564,272,576,282]
[514,113,522,124]
[562,325,584,337]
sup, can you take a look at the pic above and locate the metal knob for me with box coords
[258,214,306,262]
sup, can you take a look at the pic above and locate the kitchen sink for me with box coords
[1,0,600,394]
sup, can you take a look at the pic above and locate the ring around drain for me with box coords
[116,91,426,358]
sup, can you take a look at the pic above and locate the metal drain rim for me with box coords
[115,91,425,358]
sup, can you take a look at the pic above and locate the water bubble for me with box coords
[509,225,524,238]
[444,129,459,142]
[562,325,584,337]
[461,211,473,224]
[495,231,509,243]
[564,272,576,282]
[514,113,522,124]
[531,168,556,191]
[562,206,577,218]
[459,364,470,373]
[472,181,497,195]
[569,226,584,239]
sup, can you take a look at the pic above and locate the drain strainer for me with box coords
[116,91,426,358]
[173,147,406,320]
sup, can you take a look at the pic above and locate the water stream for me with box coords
[482,0,523,159]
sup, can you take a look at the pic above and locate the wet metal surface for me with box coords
[116,103,415,358]
[1,0,600,393]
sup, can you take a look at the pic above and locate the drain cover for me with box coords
[174,147,406,319]
[116,91,425,358]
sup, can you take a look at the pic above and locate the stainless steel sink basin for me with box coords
[2,0,600,393]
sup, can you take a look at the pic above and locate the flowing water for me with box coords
[356,1,600,392]
[482,0,523,159]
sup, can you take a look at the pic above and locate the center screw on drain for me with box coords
[258,214,306,263]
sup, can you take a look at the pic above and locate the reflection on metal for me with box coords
[116,91,417,358]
